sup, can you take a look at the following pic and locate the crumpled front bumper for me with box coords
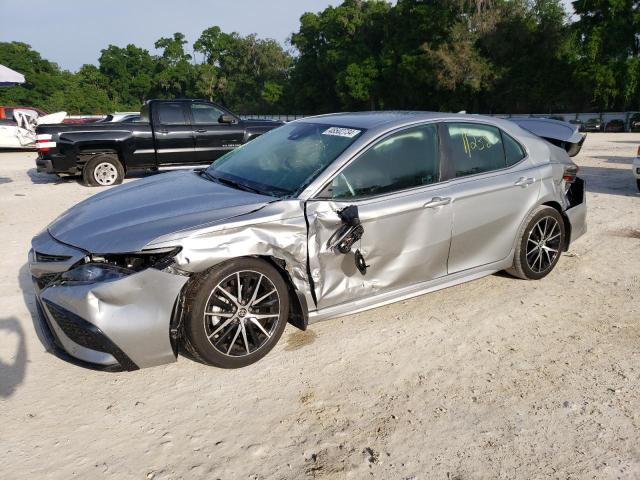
[29,231,188,371]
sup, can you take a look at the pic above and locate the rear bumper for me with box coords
[36,152,78,174]
[565,177,587,245]
[633,157,640,180]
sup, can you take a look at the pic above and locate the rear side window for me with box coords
[157,104,187,125]
[502,131,526,166]
[330,123,439,199]
[443,123,505,178]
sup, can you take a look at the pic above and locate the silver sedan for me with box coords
[29,112,586,370]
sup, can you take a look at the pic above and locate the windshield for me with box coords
[205,122,364,197]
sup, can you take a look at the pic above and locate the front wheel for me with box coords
[509,206,565,280]
[82,153,124,187]
[636,179,640,191]
[182,258,290,368]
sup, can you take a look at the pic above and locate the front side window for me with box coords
[443,123,505,177]
[191,104,226,124]
[157,103,187,125]
[329,123,439,199]
[206,123,364,197]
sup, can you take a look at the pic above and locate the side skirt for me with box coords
[307,257,513,324]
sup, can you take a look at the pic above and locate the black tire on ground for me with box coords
[82,153,124,187]
[182,257,290,369]
[508,205,566,280]
[637,179,640,191]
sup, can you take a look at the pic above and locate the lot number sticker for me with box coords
[322,127,361,138]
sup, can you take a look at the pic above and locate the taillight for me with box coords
[36,134,55,152]
[563,164,579,183]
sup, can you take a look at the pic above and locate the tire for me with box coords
[636,179,640,192]
[182,258,290,368]
[82,153,124,187]
[508,205,566,280]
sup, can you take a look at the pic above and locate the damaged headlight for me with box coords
[59,247,184,285]
[60,263,133,284]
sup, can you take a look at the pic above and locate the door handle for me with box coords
[424,196,452,208]
[157,129,169,135]
[515,177,535,187]
[195,128,206,133]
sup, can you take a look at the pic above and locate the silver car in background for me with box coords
[29,112,586,371]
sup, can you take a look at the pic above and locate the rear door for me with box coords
[152,102,196,165]
[189,103,245,163]
[306,123,453,310]
[441,122,541,273]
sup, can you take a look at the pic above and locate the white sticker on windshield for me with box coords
[322,127,361,138]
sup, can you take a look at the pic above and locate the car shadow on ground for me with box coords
[592,155,633,165]
[0,317,27,398]
[27,168,78,185]
[18,263,52,354]
[579,165,639,197]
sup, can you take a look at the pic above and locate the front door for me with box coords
[190,103,245,163]
[306,123,453,310]
[440,122,542,273]
[153,102,196,165]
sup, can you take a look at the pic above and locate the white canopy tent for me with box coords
[0,64,25,86]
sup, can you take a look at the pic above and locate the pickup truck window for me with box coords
[157,104,188,125]
[192,104,225,124]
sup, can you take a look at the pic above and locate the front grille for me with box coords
[34,251,71,262]
[43,300,138,371]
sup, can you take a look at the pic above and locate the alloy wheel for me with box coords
[203,270,281,357]
[526,216,561,273]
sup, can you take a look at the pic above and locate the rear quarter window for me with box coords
[501,131,526,166]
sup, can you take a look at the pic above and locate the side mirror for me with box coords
[219,114,235,124]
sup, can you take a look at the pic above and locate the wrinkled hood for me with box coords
[48,170,273,253]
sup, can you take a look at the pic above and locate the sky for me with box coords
[1,0,574,72]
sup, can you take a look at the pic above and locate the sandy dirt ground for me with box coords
[0,134,638,479]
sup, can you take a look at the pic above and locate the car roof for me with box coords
[296,111,519,134]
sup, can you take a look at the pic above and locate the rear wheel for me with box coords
[182,258,289,368]
[637,179,640,191]
[82,153,124,187]
[509,206,565,280]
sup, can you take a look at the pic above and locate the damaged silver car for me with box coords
[29,112,587,371]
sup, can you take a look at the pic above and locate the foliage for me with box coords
[0,1,639,115]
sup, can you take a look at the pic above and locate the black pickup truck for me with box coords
[35,99,282,186]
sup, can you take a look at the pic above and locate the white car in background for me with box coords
[0,110,66,149]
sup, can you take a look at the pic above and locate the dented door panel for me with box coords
[306,185,453,310]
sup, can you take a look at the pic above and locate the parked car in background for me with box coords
[582,118,603,132]
[629,114,640,132]
[29,112,587,371]
[604,119,626,132]
[0,110,66,149]
[35,99,282,186]
[568,119,584,130]
[0,105,47,120]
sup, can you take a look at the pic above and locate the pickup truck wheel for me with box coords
[82,154,124,187]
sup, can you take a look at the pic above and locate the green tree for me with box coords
[572,0,640,109]
[153,33,196,98]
